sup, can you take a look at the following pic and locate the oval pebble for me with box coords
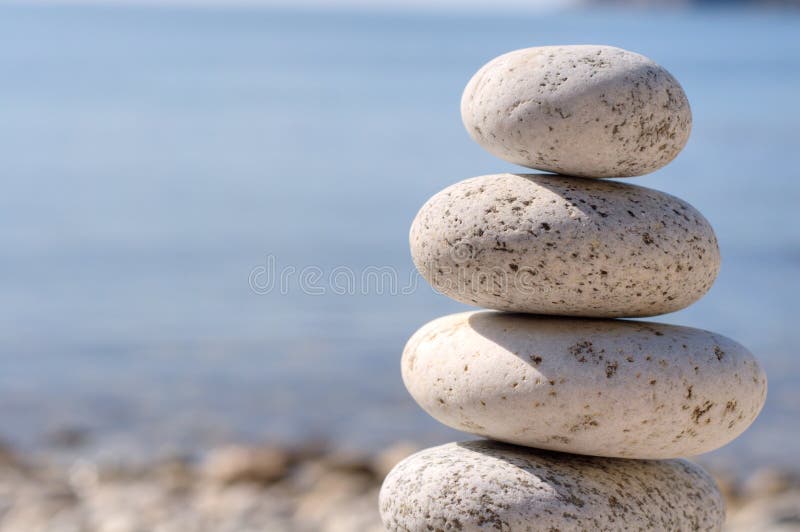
[380,440,725,531]
[461,45,692,178]
[402,311,766,459]
[410,173,720,317]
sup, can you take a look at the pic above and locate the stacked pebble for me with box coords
[380,45,767,531]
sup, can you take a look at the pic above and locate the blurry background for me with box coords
[0,0,799,529]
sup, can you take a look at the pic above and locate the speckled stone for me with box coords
[461,45,691,178]
[402,311,767,459]
[410,173,719,317]
[380,440,725,531]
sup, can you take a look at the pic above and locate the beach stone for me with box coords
[461,45,691,177]
[202,445,289,485]
[380,440,724,531]
[402,311,766,459]
[410,173,719,317]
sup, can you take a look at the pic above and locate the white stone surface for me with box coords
[402,311,767,459]
[410,173,719,317]
[461,45,691,177]
[380,440,725,531]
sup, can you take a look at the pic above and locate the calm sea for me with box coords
[1,5,798,470]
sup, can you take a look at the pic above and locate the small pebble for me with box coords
[202,445,289,485]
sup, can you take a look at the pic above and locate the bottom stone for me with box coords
[380,440,724,531]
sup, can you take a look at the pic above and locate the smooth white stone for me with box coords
[402,311,767,459]
[461,45,691,177]
[410,173,720,317]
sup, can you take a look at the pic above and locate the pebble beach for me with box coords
[1,440,798,531]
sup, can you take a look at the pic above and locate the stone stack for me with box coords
[380,45,767,530]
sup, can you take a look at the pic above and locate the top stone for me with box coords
[461,45,691,178]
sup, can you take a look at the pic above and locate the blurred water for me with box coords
[0,5,798,469]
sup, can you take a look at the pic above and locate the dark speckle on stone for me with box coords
[714,346,725,361]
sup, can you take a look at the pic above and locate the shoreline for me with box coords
[1,439,798,531]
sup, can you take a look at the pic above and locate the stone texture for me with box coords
[380,440,725,531]
[410,173,719,317]
[402,311,767,459]
[461,45,691,178]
